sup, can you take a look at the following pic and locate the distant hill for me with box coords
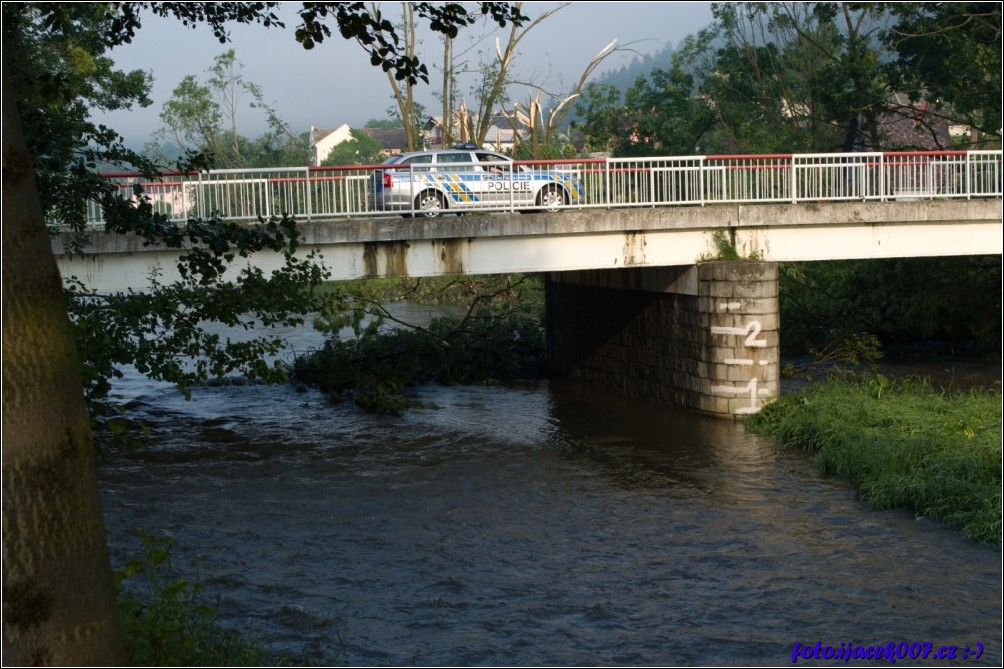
[592,42,678,92]
[565,42,679,126]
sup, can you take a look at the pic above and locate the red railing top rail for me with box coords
[100,169,197,179]
[96,150,998,180]
[882,150,970,157]
[705,153,794,161]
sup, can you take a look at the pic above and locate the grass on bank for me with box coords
[745,375,1002,545]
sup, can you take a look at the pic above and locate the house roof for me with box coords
[873,101,953,151]
[424,111,530,132]
[362,127,408,150]
[309,123,351,146]
[312,128,336,143]
[853,96,953,151]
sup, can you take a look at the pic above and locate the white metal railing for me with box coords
[80,150,1002,226]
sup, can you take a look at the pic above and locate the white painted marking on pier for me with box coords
[710,382,772,398]
[710,326,747,336]
[724,358,754,366]
[718,301,742,312]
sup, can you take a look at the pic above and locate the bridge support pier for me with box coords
[545,261,779,419]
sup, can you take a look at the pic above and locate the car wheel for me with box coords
[415,190,446,218]
[537,185,566,212]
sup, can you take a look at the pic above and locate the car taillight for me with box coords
[383,173,393,188]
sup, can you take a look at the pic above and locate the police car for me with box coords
[368,144,584,217]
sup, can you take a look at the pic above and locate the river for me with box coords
[97,307,1002,666]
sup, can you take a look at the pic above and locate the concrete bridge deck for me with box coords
[56,199,1003,292]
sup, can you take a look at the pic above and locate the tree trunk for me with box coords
[2,69,126,665]
[442,34,454,148]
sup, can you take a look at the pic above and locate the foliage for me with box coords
[149,49,310,168]
[321,128,384,166]
[293,275,546,414]
[778,257,1002,358]
[67,243,333,416]
[699,229,741,261]
[574,2,1001,156]
[336,273,545,310]
[674,2,893,153]
[366,117,405,129]
[8,2,532,428]
[745,377,1003,545]
[582,42,678,104]
[2,3,156,229]
[571,83,624,154]
[152,74,221,161]
[883,2,1002,145]
[116,534,271,666]
[291,2,528,83]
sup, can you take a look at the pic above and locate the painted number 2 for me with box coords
[710,321,766,347]
[743,321,766,348]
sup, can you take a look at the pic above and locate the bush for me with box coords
[293,305,547,414]
[778,257,1002,358]
[116,534,271,666]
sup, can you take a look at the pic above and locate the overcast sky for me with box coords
[96,2,716,148]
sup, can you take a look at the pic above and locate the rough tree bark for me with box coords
[2,69,126,665]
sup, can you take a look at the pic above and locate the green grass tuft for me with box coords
[746,377,1002,545]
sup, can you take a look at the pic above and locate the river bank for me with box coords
[747,375,1002,545]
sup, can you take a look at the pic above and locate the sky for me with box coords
[95,2,716,149]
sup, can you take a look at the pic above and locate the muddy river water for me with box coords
[97,309,1002,665]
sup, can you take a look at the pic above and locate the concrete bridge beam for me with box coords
[546,262,779,419]
[54,199,1001,292]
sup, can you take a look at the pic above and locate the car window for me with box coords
[476,152,510,173]
[436,152,474,172]
[399,154,433,165]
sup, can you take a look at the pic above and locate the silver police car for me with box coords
[368,144,584,217]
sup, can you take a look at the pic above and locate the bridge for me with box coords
[54,150,1003,419]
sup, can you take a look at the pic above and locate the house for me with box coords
[361,127,408,157]
[422,115,463,148]
[481,112,529,154]
[870,96,954,151]
[423,110,530,153]
[309,124,353,166]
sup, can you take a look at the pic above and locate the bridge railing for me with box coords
[79,150,1001,226]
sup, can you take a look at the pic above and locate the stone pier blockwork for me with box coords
[545,262,779,419]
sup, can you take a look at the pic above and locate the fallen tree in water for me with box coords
[292,275,546,414]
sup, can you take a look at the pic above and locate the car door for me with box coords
[391,153,434,207]
[433,151,479,208]
[475,151,526,208]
